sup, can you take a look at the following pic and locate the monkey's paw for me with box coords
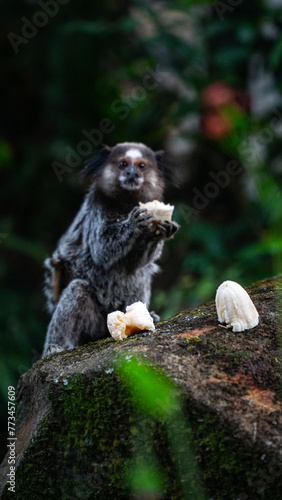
[42,343,64,358]
[129,207,154,230]
[153,220,180,239]
[150,311,160,324]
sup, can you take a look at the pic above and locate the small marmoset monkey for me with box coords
[42,142,180,357]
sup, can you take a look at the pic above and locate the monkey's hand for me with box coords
[129,207,154,232]
[152,220,180,239]
[43,343,64,357]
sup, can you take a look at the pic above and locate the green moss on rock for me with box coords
[3,373,133,500]
[3,368,282,500]
[190,409,282,500]
[2,276,282,499]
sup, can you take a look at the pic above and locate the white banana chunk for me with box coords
[107,301,155,341]
[215,280,259,332]
[107,310,127,340]
[139,200,174,222]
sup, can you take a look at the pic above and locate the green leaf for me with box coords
[128,458,164,496]
[117,355,179,419]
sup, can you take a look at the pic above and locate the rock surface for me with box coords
[0,276,282,499]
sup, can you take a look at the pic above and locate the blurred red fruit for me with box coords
[202,81,235,108]
[201,112,233,139]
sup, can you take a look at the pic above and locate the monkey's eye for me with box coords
[138,162,146,170]
[119,160,128,169]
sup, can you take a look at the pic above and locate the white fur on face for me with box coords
[102,165,115,183]
[125,148,142,160]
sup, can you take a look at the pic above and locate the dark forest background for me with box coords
[1,0,282,459]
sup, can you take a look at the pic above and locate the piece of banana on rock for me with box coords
[216,280,259,332]
[107,301,155,341]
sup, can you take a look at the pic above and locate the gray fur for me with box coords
[42,142,180,357]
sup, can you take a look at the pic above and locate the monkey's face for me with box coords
[98,143,165,199]
[115,146,151,191]
[85,142,170,202]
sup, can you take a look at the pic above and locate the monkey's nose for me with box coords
[125,167,139,180]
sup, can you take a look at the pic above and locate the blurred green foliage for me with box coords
[117,354,206,499]
[1,0,282,459]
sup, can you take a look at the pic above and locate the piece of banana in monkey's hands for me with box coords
[139,200,179,238]
[139,200,174,223]
[107,301,155,341]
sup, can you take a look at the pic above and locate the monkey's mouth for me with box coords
[119,176,144,191]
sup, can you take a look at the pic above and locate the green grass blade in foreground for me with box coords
[117,355,206,500]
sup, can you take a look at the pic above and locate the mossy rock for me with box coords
[1,276,282,499]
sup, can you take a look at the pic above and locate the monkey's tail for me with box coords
[43,255,71,315]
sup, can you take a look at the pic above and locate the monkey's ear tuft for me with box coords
[155,150,179,186]
[81,145,112,180]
